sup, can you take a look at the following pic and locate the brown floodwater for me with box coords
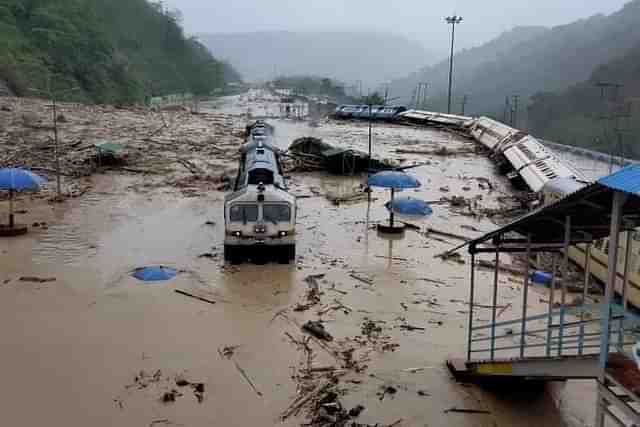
[0,92,599,426]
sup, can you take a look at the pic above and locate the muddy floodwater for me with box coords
[0,92,599,426]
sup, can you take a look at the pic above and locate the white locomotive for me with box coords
[223,121,296,264]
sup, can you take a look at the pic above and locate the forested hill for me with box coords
[0,0,241,104]
[390,0,640,118]
[528,42,640,158]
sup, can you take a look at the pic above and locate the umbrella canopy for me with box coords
[367,171,421,189]
[386,197,433,218]
[0,168,46,191]
[132,266,177,282]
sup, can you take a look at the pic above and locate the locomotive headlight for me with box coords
[233,231,241,237]
[279,231,288,237]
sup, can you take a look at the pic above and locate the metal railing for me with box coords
[468,302,640,362]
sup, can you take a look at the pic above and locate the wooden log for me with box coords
[174,289,216,305]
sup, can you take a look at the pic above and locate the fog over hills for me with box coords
[199,31,435,89]
[390,0,640,118]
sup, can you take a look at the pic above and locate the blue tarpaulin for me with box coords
[386,197,433,218]
[132,266,177,282]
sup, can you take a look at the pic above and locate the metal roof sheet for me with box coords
[597,165,640,195]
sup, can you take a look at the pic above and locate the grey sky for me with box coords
[166,0,630,53]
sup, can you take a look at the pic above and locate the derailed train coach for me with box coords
[470,116,640,307]
[223,121,297,264]
[469,116,585,192]
[333,105,407,121]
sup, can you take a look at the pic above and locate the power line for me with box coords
[595,81,628,173]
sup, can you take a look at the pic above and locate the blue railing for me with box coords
[468,303,640,361]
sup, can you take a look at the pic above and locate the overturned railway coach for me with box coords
[223,121,296,264]
[470,115,640,306]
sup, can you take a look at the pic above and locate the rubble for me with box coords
[302,320,334,341]
[0,97,244,198]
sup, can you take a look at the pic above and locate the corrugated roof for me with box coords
[597,165,640,195]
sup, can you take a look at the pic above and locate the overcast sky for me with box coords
[165,0,630,52]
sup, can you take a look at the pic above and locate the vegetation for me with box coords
[357,92,385,105]
[0,0,241,104]
[272,75,347,100]
[528,42,640,158]
[391,0,640,122]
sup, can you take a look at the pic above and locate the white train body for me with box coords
[465,115,639,305]
[469,116,586,192]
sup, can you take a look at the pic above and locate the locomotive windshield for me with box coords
[230,204,258,223]
[263,204,291,223]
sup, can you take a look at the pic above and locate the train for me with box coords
[223,121,297,264]
[468,116,640,303]
[333,105,407,121]
[333,106,640,302]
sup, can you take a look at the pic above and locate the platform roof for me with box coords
[467,165,640,254]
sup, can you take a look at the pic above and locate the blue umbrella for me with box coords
[368,171,421,229]
[0,168,47,191]
[386,197,433,218]
[0,168,46,228]
[132,266,177,282]
[367,171,421,189]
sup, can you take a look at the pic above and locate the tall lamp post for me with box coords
[445,15,463,114]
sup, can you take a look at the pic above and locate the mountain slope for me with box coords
[199,31,432,87]
[0,0,241,104]
[528,42,640,158]
[391,0,640,117]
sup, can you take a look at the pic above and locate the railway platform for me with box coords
[447,165,640,426]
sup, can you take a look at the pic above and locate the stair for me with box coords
[599,375,640,426]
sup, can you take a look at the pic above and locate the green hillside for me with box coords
[528,42,640,158]
[391,0,640,119]
[0,0,241,104]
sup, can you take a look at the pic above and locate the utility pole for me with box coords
[503,96,510,123]
[461,94,468,116]
[512,95,520,128]
[410,86,417,109]
[420,83,429,109]
[595,81,626,173]
[445,15,463,114]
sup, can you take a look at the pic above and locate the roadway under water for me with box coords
[0,91,603,426]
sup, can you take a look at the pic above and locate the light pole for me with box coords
[445,15,463,114]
